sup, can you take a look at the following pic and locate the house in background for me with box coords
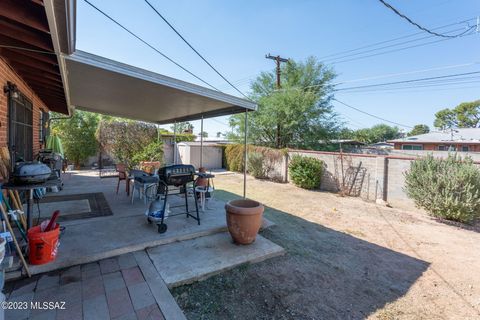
[388,128,480,152]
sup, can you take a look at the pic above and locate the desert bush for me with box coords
[289,155,323,189]
[248,152,266,178]
[404,154,480,223]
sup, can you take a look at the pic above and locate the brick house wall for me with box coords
[0,56,51,158]
[393,142,480,152]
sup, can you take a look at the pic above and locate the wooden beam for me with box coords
[10,64,60,78]
[21,74,64,89]
[0,18,53,51]
[29,85,65,98]
[30,83,65,94]
[3,47,58,65]
[12,68,62,84]
[5,55,60,75]
[0,0,50,33]
[0,33,52,55]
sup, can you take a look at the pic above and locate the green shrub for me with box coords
[225,144,245,172]
[248,152,265,178]
[225,144,285,179]
[131,140,164,166]
[289,155,323,189]
[404,154,480,223]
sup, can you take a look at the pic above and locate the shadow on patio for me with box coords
[172,189,430,319]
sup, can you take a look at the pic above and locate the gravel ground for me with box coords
[172,173,480,320]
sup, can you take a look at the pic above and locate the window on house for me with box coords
[9,93,33,162]
[39,110,49,143]
[439,145,457,151]
[402,144,423,150]
[462,146,469,152]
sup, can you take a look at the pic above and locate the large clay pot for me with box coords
[225,199,264,244]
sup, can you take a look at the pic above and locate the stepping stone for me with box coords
[147,232,284,288]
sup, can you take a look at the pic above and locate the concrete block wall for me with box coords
[282,149,437,205]
[288,150,380,201]
[385,158,415,206]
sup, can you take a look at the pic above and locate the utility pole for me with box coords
[265,53,289,148]
[266,54,289,89]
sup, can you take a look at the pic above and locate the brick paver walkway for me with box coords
[4,253,165,320]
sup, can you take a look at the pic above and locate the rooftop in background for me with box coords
[389,128,480,144]
[178,141,231,147]
[319,139,366,146]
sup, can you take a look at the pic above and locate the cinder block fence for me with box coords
[276,150,423,206]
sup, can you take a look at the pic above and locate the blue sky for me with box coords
[77,0,480,136]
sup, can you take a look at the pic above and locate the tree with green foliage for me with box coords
[96,119,159,169]
[171,122,193,133]
[228,56,338,149]
[434,100,480,129]
[352,124,401,144]
[50,110,99,167]
[408,124,430,136]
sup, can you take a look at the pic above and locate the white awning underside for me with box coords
[63,50,256,124]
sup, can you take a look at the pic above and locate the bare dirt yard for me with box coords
[172,173,480,320]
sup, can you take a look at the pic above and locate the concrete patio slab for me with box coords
[27,170,275,275]
[38,199,91,217]
[147,232,285,288]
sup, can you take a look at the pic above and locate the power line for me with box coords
[324,26,467,62]
[337,84,480,96]
[378,0,476,38]
[318,17,475,60]
[338,61,479,84]
[82,0,220,91]
[333,98,413,128]
[330,30,475,65]
[143,0,249,99]
[335,70,480,91]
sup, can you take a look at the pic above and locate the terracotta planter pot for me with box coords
[225,199,264,244]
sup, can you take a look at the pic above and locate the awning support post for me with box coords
[200,115,204,168]
[173,121,177,165]
[243,109,248,199]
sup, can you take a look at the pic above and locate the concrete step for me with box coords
[147,232,285,288]
[26,214,274,276]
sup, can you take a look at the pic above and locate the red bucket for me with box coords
[27,224,60,265]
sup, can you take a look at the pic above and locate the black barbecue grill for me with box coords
[147,164,200,233]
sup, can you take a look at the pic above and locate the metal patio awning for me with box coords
[63,50,256,124]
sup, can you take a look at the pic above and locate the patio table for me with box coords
[2,180,60,229]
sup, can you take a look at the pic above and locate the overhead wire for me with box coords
[333,98,413,129]
[330,29,476,65]
[318,17,476,60]
[335,70,480,92]
[143,0,249,99]
[338,61,479,84]
[323,26,469,62]
[378,0,475,38]
[82,0,221,91]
